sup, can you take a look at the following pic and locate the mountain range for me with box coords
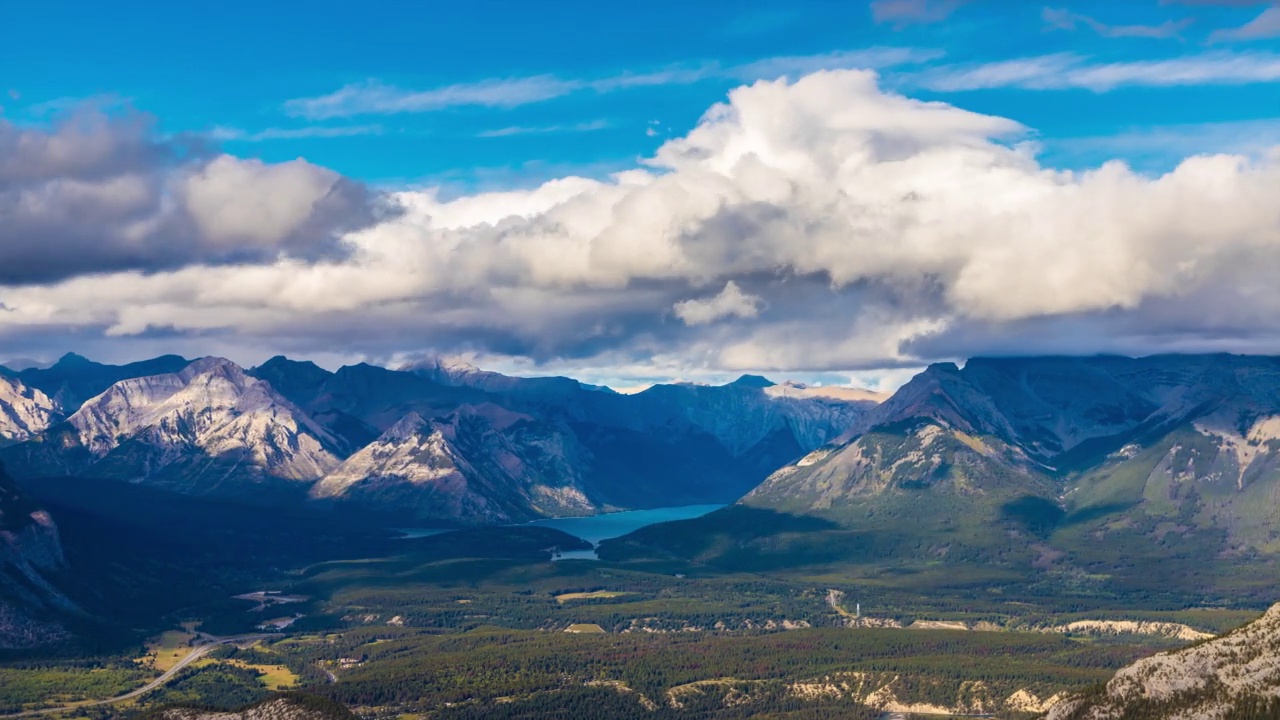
[602,355,1280,597]
[10,351,1280,648]
[0,352,879,523]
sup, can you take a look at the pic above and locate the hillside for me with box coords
[0,462,73,648]
[138,694,356,720]
[1047,603,1280,719]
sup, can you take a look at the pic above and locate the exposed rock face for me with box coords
[0,375,58,442]
[313,404,598,523]
[1047,603,1280,720]
[150,695,355,720]
[4,358,341,495]
[0,462,72,648]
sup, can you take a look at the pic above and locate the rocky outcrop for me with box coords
[0,375,57,442]
[146,695,355,720]
[1048,603,1280,720]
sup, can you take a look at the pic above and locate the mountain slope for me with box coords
[312,404,598,523]
[0,375,58,442]
[0,462,73,648]
[1047,602,1280,719]
[412,361,882,504]
[4,357,341,496]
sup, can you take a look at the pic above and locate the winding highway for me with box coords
[1,633,277,718]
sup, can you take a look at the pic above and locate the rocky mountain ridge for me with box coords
[4,357,342,496]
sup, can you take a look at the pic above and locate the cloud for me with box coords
[4,70,1280,379]
[673,282,764,325]
[1042,7,1192,39]
[919,51,1280,91]
[285,76,579,120]
[1210,6,1280,42]
[208,124,384,142]
[871,0,967,27]
[284,48,937,119]
[476,120,610,138]
[0,110,387,284]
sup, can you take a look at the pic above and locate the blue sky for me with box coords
[3,0,1280,390]
[6,0,1279,187]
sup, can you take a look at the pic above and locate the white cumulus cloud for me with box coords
[673,282,764,326]
[4,70,1280,382]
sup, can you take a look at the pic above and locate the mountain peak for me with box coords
[182,356,246,379]
[53,352,95,369]
[383,412,429,441]
[729,374,775,389]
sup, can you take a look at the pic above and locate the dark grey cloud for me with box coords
[0,110,389,285]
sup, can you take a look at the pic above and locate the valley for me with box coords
[4,353,1280,718]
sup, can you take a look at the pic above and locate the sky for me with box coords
[1,0,1279,391]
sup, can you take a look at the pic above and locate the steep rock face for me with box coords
[312,404,597,524]
[1047,603,1280,720]
[4,358,341,495]
[0,375,58,442]
[0,463,72,648]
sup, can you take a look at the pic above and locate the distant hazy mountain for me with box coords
[410,360,883,506]
[0,375,58,442]
[0,463,73,648]
[1047,602,1280,719]
[3,357,342,496]
[312,405,598,524]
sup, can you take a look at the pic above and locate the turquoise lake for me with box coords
[396,504,726,558]
[529,504,726,560]
[528,504,726,544]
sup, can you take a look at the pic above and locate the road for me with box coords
[1,633,278,718]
